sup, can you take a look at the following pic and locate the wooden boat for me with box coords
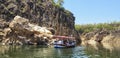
[53,35,76,48]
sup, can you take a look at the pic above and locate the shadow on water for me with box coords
[0,43,120,58]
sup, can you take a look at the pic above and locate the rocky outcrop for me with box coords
[102,30,120,43]
[0,16,54,45]
[81,29,109,42]
[81,29,120,45]
[0,0,81,44]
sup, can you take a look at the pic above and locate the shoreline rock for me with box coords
[0,16,54,45]
[81,29,120,45]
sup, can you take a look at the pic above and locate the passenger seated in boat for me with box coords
[66,42,70,46]
[58,40,64,45]
[71,41,76,46]
[54,41,57,46]
[54,40,64,45]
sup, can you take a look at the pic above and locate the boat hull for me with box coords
[54,45,75,48]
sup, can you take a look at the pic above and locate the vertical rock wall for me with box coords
[0,0,81,43]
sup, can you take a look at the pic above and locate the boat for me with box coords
[53,35,76,48]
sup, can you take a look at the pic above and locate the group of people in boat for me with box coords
[53,36,76,48]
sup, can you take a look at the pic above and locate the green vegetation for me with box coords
[52,0,64,7]
[52,0,72,16]
[56,0,64,6]
[75,22,120,34]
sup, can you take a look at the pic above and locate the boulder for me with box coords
[1,16,54,45]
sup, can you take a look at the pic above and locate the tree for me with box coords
[53,0,64,7]
[56,0,64,6]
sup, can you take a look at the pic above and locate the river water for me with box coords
[0,44,120,58]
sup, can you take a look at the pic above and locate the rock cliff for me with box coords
[81,29,120,45]
[0,16,54,45]
[0,0,81,44]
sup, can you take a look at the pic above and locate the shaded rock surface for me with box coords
[1,16,53,45]
[81,28,120,45]
[0,0,80,45]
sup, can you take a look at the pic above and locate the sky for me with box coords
[63,0,120,24]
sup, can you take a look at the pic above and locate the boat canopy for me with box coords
[52,35,75,39]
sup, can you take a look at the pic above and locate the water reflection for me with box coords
[102,42,120,52]
[83,42,120,58]
[0,45,88,58]
[0,43,120,58]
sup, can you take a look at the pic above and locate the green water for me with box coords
[0,45,120,58]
